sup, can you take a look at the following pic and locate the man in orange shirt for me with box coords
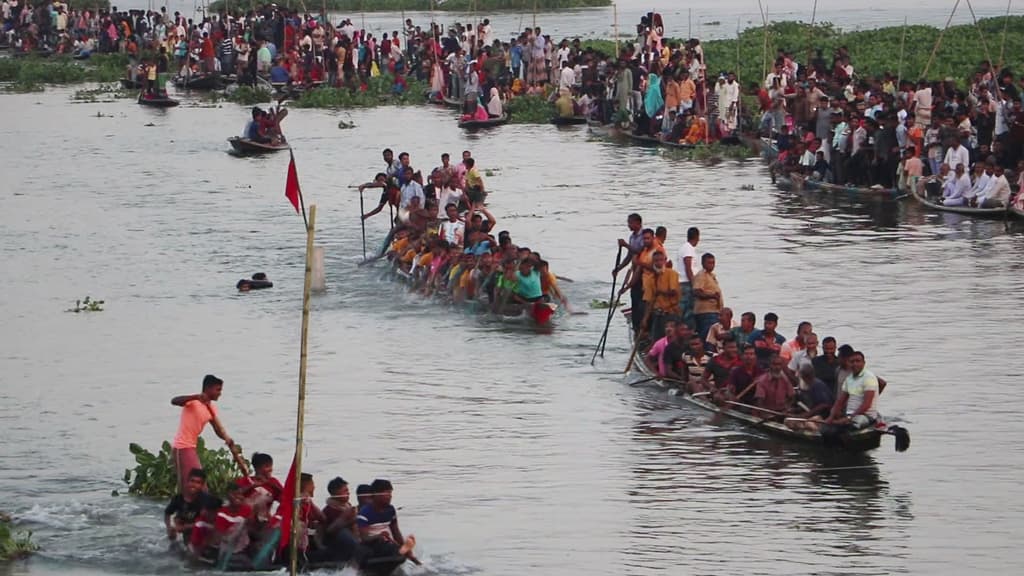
[642,250,680,341]
[170,375,238,493]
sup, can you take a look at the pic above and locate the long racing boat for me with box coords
[623,313,909,454]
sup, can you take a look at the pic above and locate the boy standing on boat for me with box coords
[170,375,238,493]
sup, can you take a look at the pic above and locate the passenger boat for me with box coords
[228,136,290,155]
[785,172,907,201]
[628,132,695,150]
[174,73,224,91]
[550,116,588,126]
[386,267,559,328]
[137,92,180,107]
[911,177,1012,218]
[623,316,909,454]
[457,111,511,129]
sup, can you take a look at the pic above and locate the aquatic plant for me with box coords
[121,438,249,499]
[0,516,38,561]
[505,94,553,124]
[66,296,105,313]
[226,86,273,106]
[0,53,128,89]
[209,0,609,12]
[71,84,133,102]
[589,299,624,309]
[291,74,430,109]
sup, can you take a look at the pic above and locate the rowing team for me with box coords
[384,203,573,322]
[613,215,885,433]
[164,377,417,570]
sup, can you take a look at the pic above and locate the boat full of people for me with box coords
[357,148,573,328]
[230,106,289,155]
[609,216,910,454]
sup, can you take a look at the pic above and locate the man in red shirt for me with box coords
[753,354,796,418]
[201,32,216,73]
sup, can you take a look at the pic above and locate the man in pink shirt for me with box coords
[644,320,678,377]
[170,375,238,492]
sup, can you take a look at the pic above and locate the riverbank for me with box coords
[586,16,1024,87]
[207,0,609,12]
[0,54,128,93]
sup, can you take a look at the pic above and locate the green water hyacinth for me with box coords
[120,438,249,499]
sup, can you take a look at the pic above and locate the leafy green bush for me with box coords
[227,86,273,106]
[0,54,128,88]
[0,517,38,561]
[122,438,249,499]
[291,74,429,109]
[505,93,553,124]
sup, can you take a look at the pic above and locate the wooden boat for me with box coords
[911,177,1012,218]
[228,136,290,155]
[628,132,694,150]
[623,317,907,454]
[426,93,462,109]
[785,172,907,201]
[174,73,223,90]
[137,93,179,107]
[187,543,405,575]
[457,111,510,129]
[382,265,559,329]
[550,116,588,126]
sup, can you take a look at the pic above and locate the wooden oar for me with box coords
[358,188,367,260]
[590,246,625,365]
[623,305,653,373]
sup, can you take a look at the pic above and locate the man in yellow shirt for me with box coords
[692,252,724,346]
[642,251,680,341]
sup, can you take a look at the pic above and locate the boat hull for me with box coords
[912,177,1012,217]
[228,137,289,155]
[137,94,179,107]
[787,172,907,201]
[551,116,588,126]
[458,111,510,129]
[625,317,886,453]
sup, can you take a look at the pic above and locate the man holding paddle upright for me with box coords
[170,375,242,492]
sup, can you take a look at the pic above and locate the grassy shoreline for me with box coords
[207,0,609,12]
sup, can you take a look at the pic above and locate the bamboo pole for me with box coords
[614,3,619,57]
[288,203,316,576]
[897,16,907,87]
[964,0,994,67]
[805,0,817,68]
[757,0,769,83]
[922,0,961,80]
[999,0,1012,68]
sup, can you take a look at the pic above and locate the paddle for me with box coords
[590,246,625,365]
[359,188,367,260]
[624,305,654,373]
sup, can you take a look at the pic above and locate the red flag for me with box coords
[276,455,298,553]
[285,151,302,214]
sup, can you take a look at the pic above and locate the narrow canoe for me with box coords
[911,177,1011,217]
[137,93,179,107]
[550,116,588,126]
[623,316,902,454]
[457,111,511,129]
[627,132,695,150]
[228,137,290,154]
[786,172,907,201]
[174,74,223,90]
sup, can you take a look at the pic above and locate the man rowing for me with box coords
[170,375,240,493]
[751,354,795,419]
[824,351,879,430]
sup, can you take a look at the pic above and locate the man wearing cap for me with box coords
[170,375,238,493]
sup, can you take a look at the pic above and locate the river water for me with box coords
[118,0,1016,41]
[2,85,1024,576]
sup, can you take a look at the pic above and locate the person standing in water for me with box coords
[170,375,239,493]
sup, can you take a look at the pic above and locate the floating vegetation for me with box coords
[120,439,248,499]
[0,515,38,561]
[66,296,105,313]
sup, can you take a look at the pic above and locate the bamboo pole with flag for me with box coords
[280,150,316,576]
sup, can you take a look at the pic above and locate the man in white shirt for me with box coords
[975,164,1011,208]
[942,136,970,171]
[826,351,879,429]
[558,60,574,92]
[438,203,466,248]
[968,161,994,203]
[787,332,819,373]
[398,168,425,210]
[676,227,700,330]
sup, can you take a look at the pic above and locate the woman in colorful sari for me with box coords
[683,116,708,145]
[644,63,664,135]
[486,86,503,117]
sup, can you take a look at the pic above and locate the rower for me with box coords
[724,346,762,405]
[751,354,796,419]
[356,479,418,563]
[512,258,543,305]
[825,351,880,430]
[700,336,741,397]
[164,468,220,544]
[812,336,840,392]
[235,452,283,526]
[749,312,785,368]
[438,202,465,248]
[730,311,757,351]
[794,363,835,421]
[682,335,710,394]
[317,476,363,564]
[644,319,677,377]
[170,375,239,493]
